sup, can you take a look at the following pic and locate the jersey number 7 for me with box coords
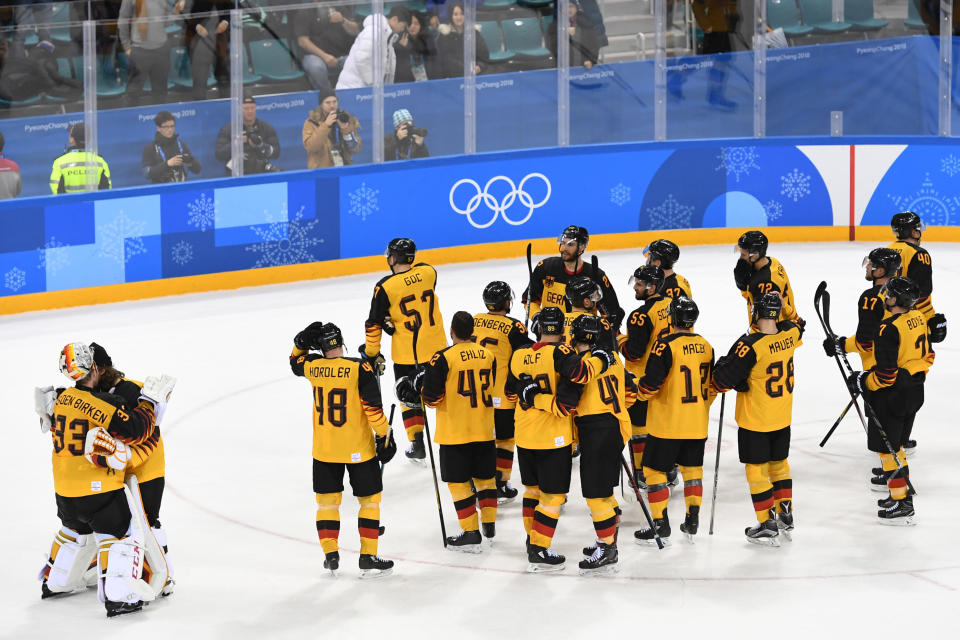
[399,289,437,331]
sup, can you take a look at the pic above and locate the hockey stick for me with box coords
[708,393,725,535]
[412,322,448,547]
[617,453,664,549]
[380,403,396,475]
[590,254,619,348]
[814,282,916,495]
[818,397,855,448]
[524,242,533,330]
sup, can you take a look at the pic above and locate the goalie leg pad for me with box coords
[125,475,169,597]
[39,527,97,595]
[96,530,155,604]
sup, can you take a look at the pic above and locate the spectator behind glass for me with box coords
[547,0,598,70]
[119,0,186,105]
[336,5,410,90]
[183,0,231,99]
[384,108,429,162]
[434,2,489,79]
[394,11,433,83]
[11,0,53,58]
[574,0,608,48]
[0,132,22,199]
[302,87,361,169]
[215,94,281,174]
[0,40,82,104]
[295,2,361,91]
[142,111,202,183]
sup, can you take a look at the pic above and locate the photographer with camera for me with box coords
[303,87,362,169]
[142,111,202,184]
[384,109,429,163]
[215,94,281,175]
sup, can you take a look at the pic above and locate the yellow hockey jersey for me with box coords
[365,263,447,365]
[865,309,935,391]
[507,343,582,450]
[619,295,672,379]
[663,272,692,299]
[472,313,531,411]
[888,240,935,319]
[637,333,715,439]
[422,342,497,445]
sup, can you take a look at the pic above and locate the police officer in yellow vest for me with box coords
[50,123,111,194]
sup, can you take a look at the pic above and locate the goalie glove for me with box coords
[84,426,130,471]
[34,386,57,433]
[140,375,177,424]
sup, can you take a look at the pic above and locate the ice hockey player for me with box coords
[619,265,673,488]
[845,277,935,525]
[40,343,173,616]
[562,314,633,575]
[526,225,623,332]
[633,297,714,546]
[733,230,803,330]
[473,281,533,503]
[397,311,499,551]
[643,239,692,299]
[363,237,446,465]
[712,293,803,547]
[506,306,585,572]
[290,321,396,578]
[562,276,613,347]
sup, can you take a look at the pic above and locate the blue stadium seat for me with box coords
[71,55,128,97]
[766,0,814,36]
[844,0,888,31]
[905,0,928,30]
[248,39,305,81]
[242,44,263,85]
[168,45,216,89]
[516,0,553,7]
[501,17,550,58]
[48,2,73,44]
[478,20,514,62]
[482,0,517,9]
[797,0,852,33]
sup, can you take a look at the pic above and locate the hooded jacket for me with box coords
[336,13,397,89]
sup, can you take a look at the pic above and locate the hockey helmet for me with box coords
[482,281,514,312]
[737,230,769,258]
[881,277,920,310]
[890,212,924,240]
[752,292,782,321]
[570,314,602,346]
[628,265,665,293]
[316,323,345,354]
[863,248,901,279]
[558,225,589,251]
[385,237,417,265]
[670,296,699,329]
[60,342,94,381]
[565,276,602,309]
[536,306,566,336]
[644,239,680,269]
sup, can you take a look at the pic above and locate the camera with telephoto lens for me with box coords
[245,126,263,148]
[336,109,351,124]
[403,123,428,138]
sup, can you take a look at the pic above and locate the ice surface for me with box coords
[2,242,958,637]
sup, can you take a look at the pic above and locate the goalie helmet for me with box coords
[752,293,782,321]
[60,343,94,381]
[482,281,513,312]
[737,230,769,258]
[890,211,924,240]
[670,296,699,329]
[570,314,601,346]
[565,276,602,309]
[644,239,680,269]
[317,323,344,354]
[385,237,416,265]
[882,276,920,310]
[864,247,901,279]
[536,306,566,336]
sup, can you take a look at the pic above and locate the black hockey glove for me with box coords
[590,347,616,373]
[929,313,947,343]
[395,375,422,409]
[846,371,868,397]
[376,430,397,464]
[822,335,845,357]
[358,344,386,375]
[294,321,325,350]
[517,374,542,408]
[733,259,753,291]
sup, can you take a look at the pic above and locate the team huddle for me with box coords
[34,213,947,611]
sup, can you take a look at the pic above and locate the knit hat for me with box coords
[392,108,413,129]
[317,87,337,105]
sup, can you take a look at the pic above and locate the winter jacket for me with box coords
[434,23,489,78]
[0,156,22,199]
[546,10,599,67]
[302,107,362,169]
[393,30,434,83]
[383,133,429,162]
[142,132,202,183]
[336,13,397,89]
[215,118,281,174]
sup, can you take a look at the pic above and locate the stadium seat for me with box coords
[843,0,888,31]
[516,0,553,7]
[49,2,73,44]
[482,0,517,9]
[168,46,216,89]
[501,17,550,58]
[249,39,305,81]
[797,0,852,33]
[242,44,263,85]
[766,0,814,36]
[71,55,127,97]
[478,20,514,62]
[905,0,928,30]
[540,14,554,32]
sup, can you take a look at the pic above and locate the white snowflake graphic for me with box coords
[349,182,379,221]
[245,206,325,268]
[646,194,695,230]
[170,240,194,266]
[717,147,760,183]
[764,200,783,223]
[887,173,959,226]
[4,267,26,292]
[96,212,148,265]
[941,154,960,178]
[37,236,70,275]
[610,182,631,207]
[779,168,811,202]
[187,193,218,231]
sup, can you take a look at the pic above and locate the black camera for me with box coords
[245,126,263,148]
[336,109,351,124]
[403,123,428,138]
[180,151,193,163]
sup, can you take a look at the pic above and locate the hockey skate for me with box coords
[404,432,427,467]
[578,542,618,576]
[481,523,496,540]
[634,513,671,548]
[105,599,145,618]
[745,518,781,547]
[904,439,917,457]
[496,479,519,504]
[776,501,794,542]
[527,545,565,573]
[870,469,893,493]
[358,554,394,579]
[323,551,339,575]
[679,510,699,543]
[446,530,483,554]
[877,497,916,526]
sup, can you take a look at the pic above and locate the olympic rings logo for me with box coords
[449,173,551,229]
